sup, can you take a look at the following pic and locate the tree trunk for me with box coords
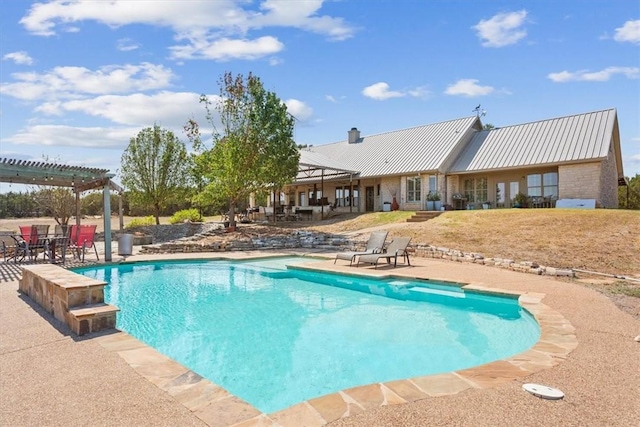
[154,204,161,225]
[229,203,236,228]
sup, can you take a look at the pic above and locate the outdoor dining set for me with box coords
[0,224,99,265]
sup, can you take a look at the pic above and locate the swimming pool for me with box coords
[74,256,540,413]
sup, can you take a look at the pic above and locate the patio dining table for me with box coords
[1,233,70,264]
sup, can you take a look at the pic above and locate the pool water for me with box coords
[75,257,540,413]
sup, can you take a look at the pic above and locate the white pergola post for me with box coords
[103,185,112,262]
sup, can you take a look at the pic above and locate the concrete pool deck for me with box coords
[1,250,638,426]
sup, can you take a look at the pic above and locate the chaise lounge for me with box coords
[356,237,412,268]
[334,231,388,266]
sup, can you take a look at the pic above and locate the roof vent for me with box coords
[348,127,360,144]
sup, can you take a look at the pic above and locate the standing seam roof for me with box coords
[310,116,479,177]
[449,109,617,173]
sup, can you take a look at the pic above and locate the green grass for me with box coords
[609,281,640,298]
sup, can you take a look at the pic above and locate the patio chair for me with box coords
[0,233,20,263]
[356,237,412,269]
[334,231,388,266]
[69,224,99,262]
[17,224,53,261]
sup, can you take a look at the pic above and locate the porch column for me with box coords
[103,185,112,262]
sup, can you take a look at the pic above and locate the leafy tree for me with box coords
[483,123,495,130]
[81,192,122,216]
[0,191,37,218]
[618,174,640,210]
[186,71,299,227]
[121,125,191,224]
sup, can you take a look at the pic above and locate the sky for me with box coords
[1,0,639,194]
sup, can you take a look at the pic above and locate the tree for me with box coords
[483,123,496,130]
[32,187,75,226]
[121,125,190,224]
[186,72,299,227]
[618,174,640,210]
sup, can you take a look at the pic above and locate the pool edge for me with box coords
[92,254,577,427]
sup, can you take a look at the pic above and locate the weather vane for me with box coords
[472,104,487,118]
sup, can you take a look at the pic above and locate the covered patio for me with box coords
[0,158,123,262]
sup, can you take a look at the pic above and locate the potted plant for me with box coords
[513,192,528,208]
[426,191,441,211]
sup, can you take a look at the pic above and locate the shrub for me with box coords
[125,215,155,228]
[169,209,203,224]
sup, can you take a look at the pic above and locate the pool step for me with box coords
[407,286,466,298]
[69,303,120,335]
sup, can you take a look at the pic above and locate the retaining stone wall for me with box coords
[130,223,574,278]
[413,244,574,277]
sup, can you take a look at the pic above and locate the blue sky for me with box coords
[1,0,639,193]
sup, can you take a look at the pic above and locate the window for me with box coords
[428,175,437,193]
[335,187,350,207]
[527,172,558,197]
[407,177,421,202]
[496,182,505,204]
[463,177,487,203]
[309,190,322,205]
[510,181,519,201]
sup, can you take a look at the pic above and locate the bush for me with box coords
[169,209,203,224]
[125,215,155,228]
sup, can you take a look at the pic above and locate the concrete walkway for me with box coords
[1,250,638,426]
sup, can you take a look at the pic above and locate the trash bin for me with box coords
[118,233,134,256]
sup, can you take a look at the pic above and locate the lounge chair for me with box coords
[334,231,388,266]
[357,237,412,268]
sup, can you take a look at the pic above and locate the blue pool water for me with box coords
[74,257,540,413]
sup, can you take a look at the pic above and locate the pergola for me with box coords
[293,151,359,218]
[0,158,124,262]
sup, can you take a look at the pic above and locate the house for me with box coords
[280,108,625,215]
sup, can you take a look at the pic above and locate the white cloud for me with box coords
[19,0,356,61]
[362,82,405,101]
[614,19,640,45]
[117,38,140,51]
[473,10,528,47]
[5,124,139,149]
[169,36,284,61]
[36,91,215,128]
[2,51,34,65]
[284,99,313,122]
[407,86,430,99]
[444,79,495,97]
[0,62,175,100]
[548,66,640,82]
[325,95,337,103]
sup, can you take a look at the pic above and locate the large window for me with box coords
[527,172,558,197]
[463,177,488,203]
[407,177,421,202]
[335,187,350,207]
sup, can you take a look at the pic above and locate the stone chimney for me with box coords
[348,127,360,144]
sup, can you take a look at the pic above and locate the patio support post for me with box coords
[321,170,324,220]
[349,174,353,213]
[75,191,81,229]
[118,194,124,231]
[103,184,112,262]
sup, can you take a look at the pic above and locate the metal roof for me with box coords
[297,150,357,178]
[309,116,481,178]
[0,158,123,192]
[449,108,619,173]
